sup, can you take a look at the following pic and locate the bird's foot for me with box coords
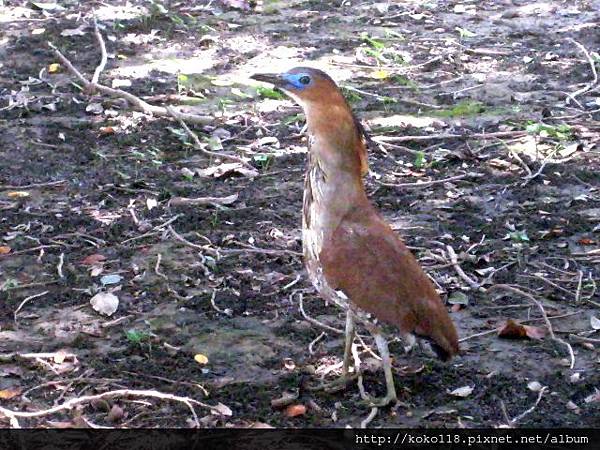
[359,392,398,408]
[308,372,359,393]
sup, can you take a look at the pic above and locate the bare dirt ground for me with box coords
[1,0,599,428]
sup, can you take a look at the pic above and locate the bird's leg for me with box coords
[341,308,356,376]
[309,309,358,392]
[361,331,398,407]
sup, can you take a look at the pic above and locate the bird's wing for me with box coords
[320,211,459,357]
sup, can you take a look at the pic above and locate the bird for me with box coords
[251,67,459,406]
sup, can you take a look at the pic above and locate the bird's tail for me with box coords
[414,299,460,361]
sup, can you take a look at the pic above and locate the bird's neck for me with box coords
[302,103,370,231]
[301,100,370,288]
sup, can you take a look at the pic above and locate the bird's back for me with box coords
[320,204,460,360]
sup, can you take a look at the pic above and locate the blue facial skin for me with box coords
[282,73,313,90]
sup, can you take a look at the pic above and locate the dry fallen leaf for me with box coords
[53,350,67,364]
[498,319,546,340]
[90,292,119,316]
[0,387,22,399]
[584,390,600,403]
[590,316,600,330]
[523,324,547,340]
[81,254,106,265]
[577,238,596,245]
[271,391,299,409]
[527,381,543,392]
[284,404,307,417]
[6,191,30,198]
[60,25,87,37]
[212,402,233,417]
[371,69,389,80]
[99,126,115,135]
[248,421,274,428]
[0,245,11,254]
[195,162,258,179]
[47,420,76,428]
[194,354,209,365]
[448,385,474,397]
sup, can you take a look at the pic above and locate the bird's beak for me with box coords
[250,73,285,87]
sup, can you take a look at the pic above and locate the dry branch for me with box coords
[0,388,220,428]
[377,173,480,189]
[373,130,527,143]
[167,107,254,169]
[566,38,598,104]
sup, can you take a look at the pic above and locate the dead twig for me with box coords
[48,43,212,125]
[566,38,598,104]
[0,351,77,363]
[91,16,107,85]
[296,292,343,334]
[167,225,219,257]
[167,107,253,169]
[154,254,168,280]
[169,194,238,207]
[373,130,527,144]
[0,180,66,190]
[360,407,379,428]
[308,331,327,355]
[14,291,49,325]
[0,388,219,428]
[378,173,480,189]
[57,253,65,278]
[445,245,483,291]
[575,270,584,303]
[569,334,600,344]
[520,148,559,186]
[210,290,232,316]
[501,386,548,427]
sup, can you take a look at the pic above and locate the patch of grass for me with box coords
[126,329,151,344]
[455,26,476,39]
[360,32,405,65]
[413,151,426,169]
[167,126,190,144]
[281,113,305,125]
[254,154,273,171]
[341,87,363,104]
[392,75,419,92]
[0,278,19,291]
[256,86,285,100]
[508,230,530,243]
[434,100,486,118]
[525,122,572,140]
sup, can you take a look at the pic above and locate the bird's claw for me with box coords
[307,372,359,393]
[359,393,398,408]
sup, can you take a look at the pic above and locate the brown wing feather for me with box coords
[320,207,459,359]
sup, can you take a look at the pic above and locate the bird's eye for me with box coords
[299,75,311,85]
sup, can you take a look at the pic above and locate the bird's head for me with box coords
[250,67,342,107]
[251,66,369,176]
